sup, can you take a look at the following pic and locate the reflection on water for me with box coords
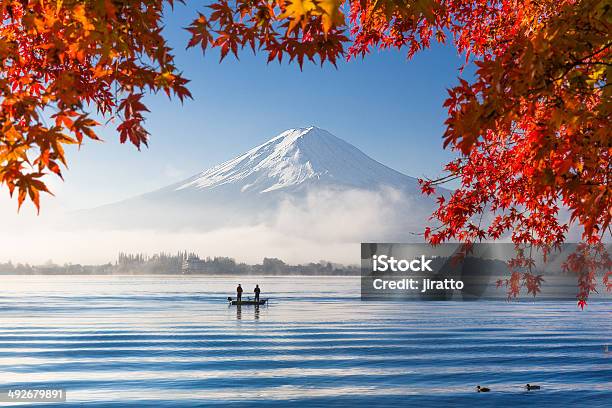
[234,304,262,320]
[0,275,610,407]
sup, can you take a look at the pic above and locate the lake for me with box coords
[0,275,610,407]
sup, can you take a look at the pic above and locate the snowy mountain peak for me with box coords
[175,126,417,194]
[85,126,431,232]
[268,126,324,143]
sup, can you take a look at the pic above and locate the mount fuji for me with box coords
[84,126,439,233]
[175,126,420,194]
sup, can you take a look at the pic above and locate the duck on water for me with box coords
[476,384,542,393]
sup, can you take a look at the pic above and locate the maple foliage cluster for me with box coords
[0,0,190,211]
[0,0,609,305]
[413,0,611,305]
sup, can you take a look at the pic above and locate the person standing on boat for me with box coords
[254,285,261,302]
[237,284,243,302]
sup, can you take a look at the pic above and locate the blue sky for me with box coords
[10,3,470,212]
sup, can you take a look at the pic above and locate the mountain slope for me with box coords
[83,126,435,231]
[169,126,418,195]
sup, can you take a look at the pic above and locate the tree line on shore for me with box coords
[0,252,360,276]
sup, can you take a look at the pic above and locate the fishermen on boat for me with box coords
[254,284,261,302]
[237,284,243,302]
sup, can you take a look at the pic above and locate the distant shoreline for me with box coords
[0,252,360,276]
[0,271,361,276]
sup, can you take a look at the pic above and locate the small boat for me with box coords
[525,384,541,390]
[227,297,267,306]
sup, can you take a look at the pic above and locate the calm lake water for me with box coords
[0,275,610,407]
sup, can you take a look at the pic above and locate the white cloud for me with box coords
[162,164,185,180]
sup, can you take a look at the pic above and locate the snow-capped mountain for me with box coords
[83,126,436,231]
[173,126,418,194]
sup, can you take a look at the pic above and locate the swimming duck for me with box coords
[476,386,490,392]
[525,384,541,390]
